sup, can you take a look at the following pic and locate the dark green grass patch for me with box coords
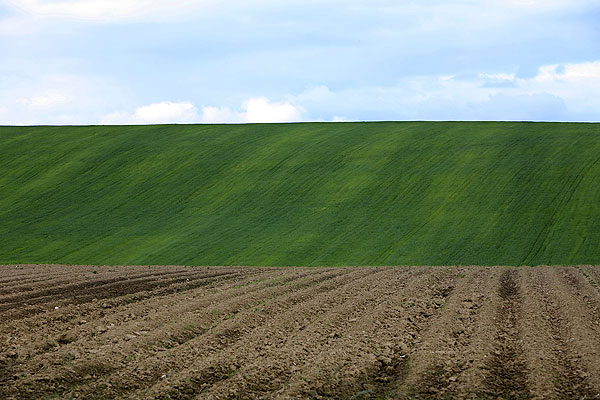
[1,122,599,266]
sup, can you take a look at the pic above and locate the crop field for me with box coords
[1,122,600,267]
[2,264,600,399]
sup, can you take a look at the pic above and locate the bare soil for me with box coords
[1,264,599,399]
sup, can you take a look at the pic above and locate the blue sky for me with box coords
[1,0,599,124]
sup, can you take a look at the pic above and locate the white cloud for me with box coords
[100,97,304,125]
[519,61,600,118]
[534,61,600,81]
[285,60,600,122]
[101,101,199,124]
[4,61,599,125]
[243,97,302,123]
[200,97,303,123]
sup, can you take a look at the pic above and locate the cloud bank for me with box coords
[99,98,304,125]
[288,61,600,122]
[2,60,598,125]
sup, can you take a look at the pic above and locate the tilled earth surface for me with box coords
[1,265,600,399]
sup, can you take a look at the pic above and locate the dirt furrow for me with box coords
[198,267,431,399]
[119,267,457,399]
[274,267,460,400]
[0,267,211,297]
[1,269,319,394]
[0,268,229,307]
[558,267,600,333]
[1,268,351,398]
[0,264,194,290]
[478,268,531,399]
[580,266,600,293]
[543,267,600,391]
[0,269,256,322]
[0,272,93,295]
[2,265,600,400]
[0,271,33,283]
[0,264,68,281]
[0,268,271,362]
[127,268,396,399]
[519,267,597,399]
[395,267,500,399]
[2,275,278,396]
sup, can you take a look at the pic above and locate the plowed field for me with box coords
[1,265,600,399]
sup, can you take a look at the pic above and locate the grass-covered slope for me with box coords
[1,122,599,266]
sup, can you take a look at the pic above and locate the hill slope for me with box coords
[1,122,599,266]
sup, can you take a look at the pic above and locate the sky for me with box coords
[0,0,599,124]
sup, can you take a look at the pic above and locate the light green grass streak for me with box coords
[1,122,599,266]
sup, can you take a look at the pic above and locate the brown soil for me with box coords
[1,264,600,399]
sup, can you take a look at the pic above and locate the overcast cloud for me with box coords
[1,0,598,124]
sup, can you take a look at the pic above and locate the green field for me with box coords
[1,122,599,266]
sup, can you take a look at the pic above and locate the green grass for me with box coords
[1,121,599,266]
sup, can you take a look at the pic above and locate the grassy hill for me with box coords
[1,121,599,266]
